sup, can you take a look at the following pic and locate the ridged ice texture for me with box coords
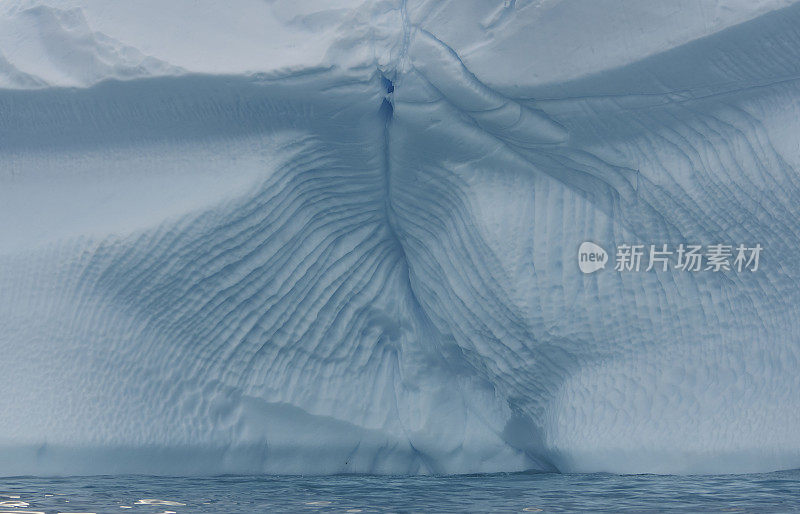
[1,0,800,475]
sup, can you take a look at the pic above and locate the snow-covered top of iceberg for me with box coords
[0,0,365,87]
[0,0,794,89]
[409,0,796,92]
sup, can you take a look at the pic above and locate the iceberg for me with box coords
[1,0,800,475]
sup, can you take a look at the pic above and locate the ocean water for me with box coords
[2,470,800,513]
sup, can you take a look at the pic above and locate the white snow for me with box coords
[1,0,800,476]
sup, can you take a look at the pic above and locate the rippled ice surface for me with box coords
[2,470,800,512]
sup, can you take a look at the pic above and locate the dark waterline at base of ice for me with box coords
[2,469,800,512]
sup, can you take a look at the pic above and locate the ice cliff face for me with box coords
[1,0,800,475]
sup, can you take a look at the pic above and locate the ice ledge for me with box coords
[2,0,798,90]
